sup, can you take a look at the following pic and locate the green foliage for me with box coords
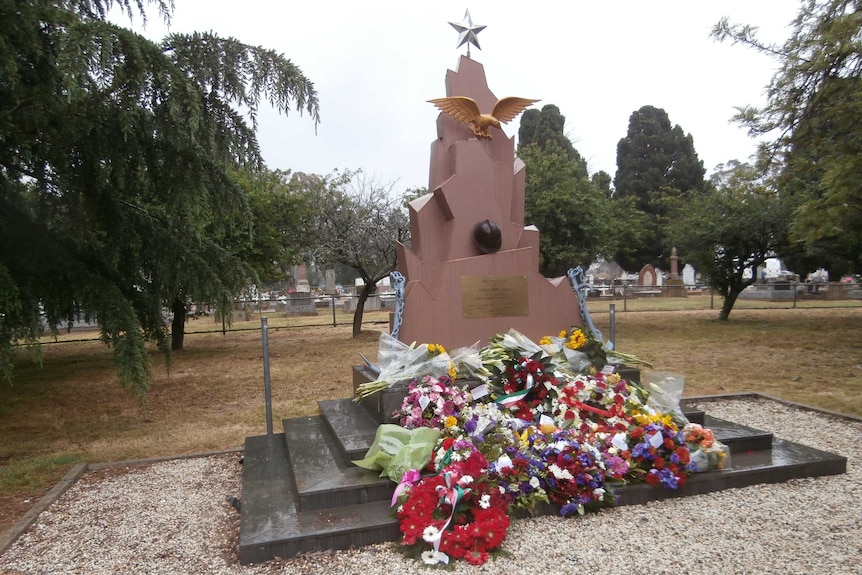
[0,1,320,399]
[713,0,862,274]
[519,143,626,276]
[667,161,788,320]
[613,105,707,271]
[518,104,588,172]
[516,103,643,276]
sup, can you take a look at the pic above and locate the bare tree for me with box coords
[311,172,408,336]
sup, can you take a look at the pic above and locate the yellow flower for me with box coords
[565,329,587,350]
[444,416,458,428]
[427,343,446,355]
[448,363,457,379]
[558,330,568,339]
[539,336,552,346]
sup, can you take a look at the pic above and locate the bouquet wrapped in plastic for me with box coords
[356,333,454,400]
[352,424,441,482]
[645,372,731,472]
[683,423,732,471]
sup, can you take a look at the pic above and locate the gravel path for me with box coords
[1,397,860,575]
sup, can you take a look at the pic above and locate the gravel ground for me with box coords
[1,397,860,575]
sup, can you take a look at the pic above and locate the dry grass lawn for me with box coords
[1,306,860,534]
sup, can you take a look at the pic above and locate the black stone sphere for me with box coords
[472,219,502,254]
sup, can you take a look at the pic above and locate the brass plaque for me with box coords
[461,275,529,318]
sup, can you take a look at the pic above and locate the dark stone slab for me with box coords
[703,415,774,453]
[683,408,705,425]
[612,436,847,506]
[283,416,394,511]
[318,399,381,460]
[239,433,400,565]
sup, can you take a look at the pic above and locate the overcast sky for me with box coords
[118,1,801,195]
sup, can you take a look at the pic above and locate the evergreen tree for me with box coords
[613,105,707,271]
[519,104,588,174]
[0,0,320,398]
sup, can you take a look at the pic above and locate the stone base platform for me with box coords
[238,395,847,565]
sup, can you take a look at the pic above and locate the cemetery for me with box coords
[2,6,860,574]
[236,53,847,567]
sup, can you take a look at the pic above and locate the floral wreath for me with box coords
[395,447,510,566]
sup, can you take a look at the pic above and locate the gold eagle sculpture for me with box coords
[428,96,539,139]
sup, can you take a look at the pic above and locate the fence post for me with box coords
[710,288,714,309]
[793,281,798,308]
[331,295,337,326]
[609,303,616,349]
[261,317,273,436]
[623,284,628,312]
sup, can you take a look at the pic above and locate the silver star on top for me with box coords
[449,10,486,56]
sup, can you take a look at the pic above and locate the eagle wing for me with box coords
[427,96,482,125]
[492,97,540,123]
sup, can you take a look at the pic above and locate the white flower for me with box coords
[422,525,440,544]
[593,487,606,499]
[549,463,574,480]
[421,550,446,565]
[495,454,513,471]
[529,476,541,489]
[458,475,474,487]
[479,494,491,509]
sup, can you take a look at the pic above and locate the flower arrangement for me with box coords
[496,355,560,422]
[393,375,472,429]
[395,446,511,566]
[356,335,456,400]
[683,422,732,471]
[624,414,692,488]
[356,328,719,568]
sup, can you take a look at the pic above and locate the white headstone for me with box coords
[683,264,696,286]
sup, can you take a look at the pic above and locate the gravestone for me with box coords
[295,264,310,293]
[683,263,696,286]
[393,56,586,350]
[639,264,657,286]
[324,269,336,294]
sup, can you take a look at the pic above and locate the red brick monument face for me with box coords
[394,56,586,349]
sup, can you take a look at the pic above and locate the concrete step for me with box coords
[282,416,394,512]
[318,399,381,461]
[238,433,399,565]
[702,414,774,453]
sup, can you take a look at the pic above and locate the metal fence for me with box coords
[583,281,861,313]
[34,282,862,344]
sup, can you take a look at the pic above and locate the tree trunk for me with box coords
[171,297,186,350]
[352,284,374,337]
[718,290,737,321]
[719,280,749,321]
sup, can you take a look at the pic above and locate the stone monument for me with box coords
[665,247,687,297]
[393,56,586,350]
